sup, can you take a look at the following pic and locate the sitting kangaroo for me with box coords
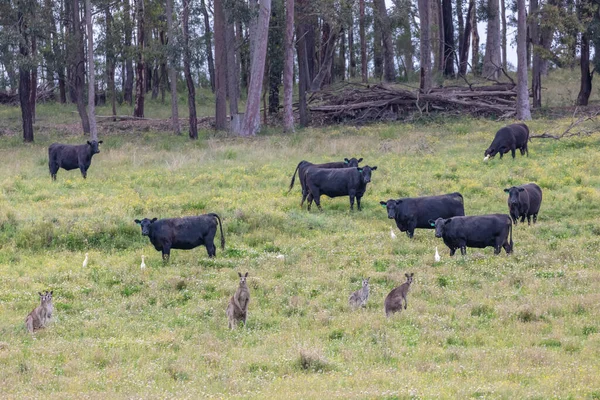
[384,273,414,317]
[25,291,53,333]
[348,277,370,309]
[226,272,250,329]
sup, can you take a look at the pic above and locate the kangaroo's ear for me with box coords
[151,218,157,223]
[405,273,409,278]
[357,158,363,163]
[49,290,53,295]
[38,292,43,297]
[366,277,370,282]
[134,219,141,224]
[238,272,242,278]
[410,273,414,277]
[503,188,510,193]
[245,272,249,277]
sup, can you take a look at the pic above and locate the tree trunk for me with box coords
[373,9,383,81]
[133,0,145,118]
[214,0,228,130]
[200,0,216,93]
[73,0,90,133]
[106,6,117,119]
[152,61,160,100]
[430,0,443,72]
[418,0,432,92]
[310,28,338,91]
[241,0,272,136]
[359,0,367,83]
[457,0,464,59]
[576,32,592,106]
[224,7,239,116]
[18,10,34,142]
[530,0,541,108]
[182,0,198,139]
[471,4,479,75]
[85,0,98,140]
[442,0,454,77]
[166,0,180,134]
[459,0,473,76]
[337,28,346,81]
[375,0,396,81]
[283,0,294,132]
[295,0,309,126]
[268,0,284,114]
[304,16,316,82]
[516,0,531,120]
[538,0,556,75]
[500,0,507,71]
[30,36,37,124]
[124,0,134,105]
[348,18,356,78]
[483,0,501,79]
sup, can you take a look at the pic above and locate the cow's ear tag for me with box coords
[430,222,435,227]
[380,203,386,208]
[358,168,363,173]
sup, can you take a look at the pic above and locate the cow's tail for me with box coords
[508,218,514,253]
[288,162,302,192]
[210,213,225,250]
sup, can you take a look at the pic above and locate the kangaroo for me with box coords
[25,291,53,333]
[348,278,370,309]
[384,273,414,317]
[226,272,250,329]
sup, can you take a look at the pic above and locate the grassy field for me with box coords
[1,102,600,398]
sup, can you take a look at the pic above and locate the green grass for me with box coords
[1,105,600,397]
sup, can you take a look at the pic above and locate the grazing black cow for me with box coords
[429,214,513,256]
[305,166,377,211]
[48,140,103,180]
[504,183,542,225]
[289,158,363,207]
[484,123,530,160]
[134,214,225,261]
[379,192,465,238]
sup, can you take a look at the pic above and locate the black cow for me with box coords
[48,140,103,180]
[305,166,377,211]
[134,214,225,261]
[504,183,542,225]
[289,158,363,207]
[484,123,530,160]
[380,192,465,238]
[429,214,513,256]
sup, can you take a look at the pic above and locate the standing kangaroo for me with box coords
[226,272,250,329]
[384,273,414,317]
[25,291,53,333]
[348,278,370,309]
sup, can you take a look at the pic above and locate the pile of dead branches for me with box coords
[307,82,518,124]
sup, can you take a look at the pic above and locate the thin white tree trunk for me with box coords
[240,0,271,136]
[283,0,294,132]
[516,0,531,120]
[85,0,97,140]
[166,0,180,134]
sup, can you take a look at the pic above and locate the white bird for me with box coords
[434,247,441,263]
[82,253,89,268]
[390,227,397,239]
[140,255,146,269]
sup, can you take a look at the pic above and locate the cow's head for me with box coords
[484,146,498,158]
[357,165,377,183]
[344,157,363,167]
[429,217,451,238]
[504,186,524,207]
[379,199,401,219]
[238,271,249,284]
[134,217,158,236]
[87,140,103,154]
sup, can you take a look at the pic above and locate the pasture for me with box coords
[1,108,600,398]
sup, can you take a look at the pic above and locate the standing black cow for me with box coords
[504,183,542,225]
[289,158,363,207]
[48,140,103,180]
[380,192,465,238]
[305,166,377,211]
[429,214,513,256]
[134,214,225,261]
[484,123,530,160]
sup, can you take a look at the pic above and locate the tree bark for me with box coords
[337,28,346,81]
[200,0,216,93]
[516,0,531,120]
[310,28,338,91]
[133,0,145,118]
[213,0,228,130]
[530,0,541,108]
[166,0,180,134]
[73,0,90,133]
[359,0,367,83]
[373,9,383,81]
[375,0,396,81]
[283,0,294,132]
[182,0,197,139]
[459,0,473,76]
[241,0,272,136]
[106,6,117,119]
[30,36,37,124]
[500,0,507,70]
[457,0,464,59]
[442,0,454,77]
[348,18,356,79]
[483,0,501,79]
[295,0,309,126]
[576,32,592,106]
[471,3,479,75]
[268,0,284,114]
[418,0,432,92]
[85,0,98,140]
[18,10,34,142]
[124,0,134,105]
[224,7,239,115]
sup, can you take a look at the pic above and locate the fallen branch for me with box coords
[530,108,600,140]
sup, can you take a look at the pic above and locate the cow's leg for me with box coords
[80,165,87,179]
[315,196,323,212]
[449,248,456,256]
[503,239,513,254]
[356,196,362,211]
[520,215,526,224]
[49,162,59,181]
[527,215,531,225]
[533,214,538,224]
[206,242,216,258]
[494,244,501,255]
[300,189,308,208]
[162,245,171,263]
[459,242,467,255]
[511,147,516,158]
